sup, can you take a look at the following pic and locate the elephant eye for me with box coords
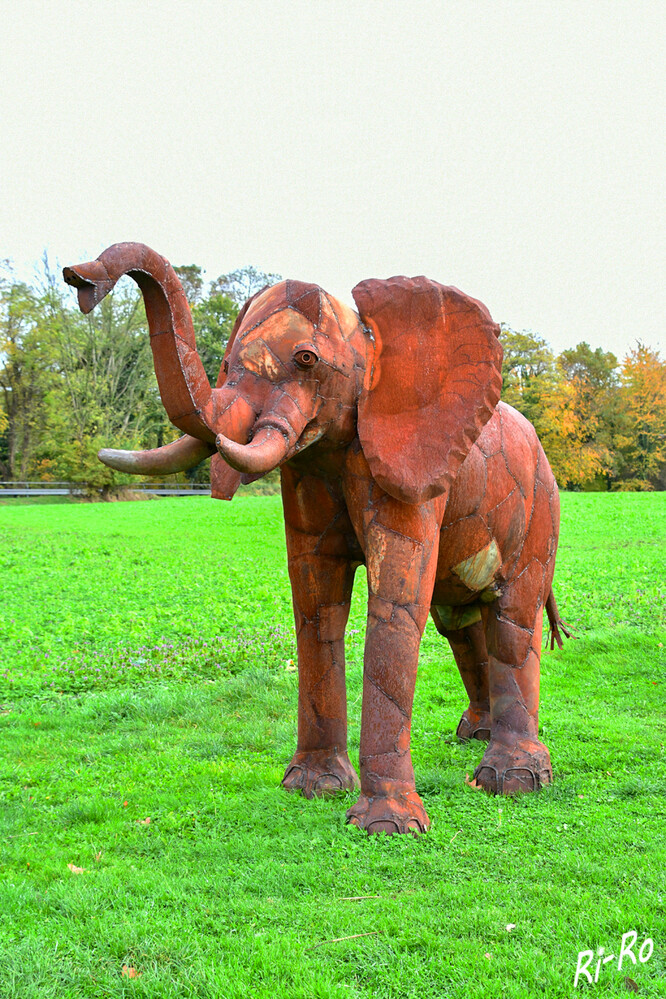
[293,346,319,369]
[222,358,229,375]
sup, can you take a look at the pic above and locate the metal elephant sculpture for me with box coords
[64,242,567,835]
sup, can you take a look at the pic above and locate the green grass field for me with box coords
[0,493,664,998]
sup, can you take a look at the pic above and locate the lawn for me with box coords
[0,492,664,998]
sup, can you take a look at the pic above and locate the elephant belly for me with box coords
[431,403,542,615]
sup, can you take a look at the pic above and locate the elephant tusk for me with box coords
[98,434,216,475]
[215,424,290,475]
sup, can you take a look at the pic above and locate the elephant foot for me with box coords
[456,706,491,742]
[281,749,359,799]
[346,789,430,835]
[473,737,552,795]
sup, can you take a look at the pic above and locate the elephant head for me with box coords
[63,243,502,506]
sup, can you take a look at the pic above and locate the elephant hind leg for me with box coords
[474,586,552,794]
[472,466,557,794]
[430,610,491,741]
[452,621,492,742]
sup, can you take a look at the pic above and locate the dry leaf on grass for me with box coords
[122,965,141,979]
[464,774,483,790]
[94,851,103,862]
[136,817,150,826]
[67,863,86,874]
[484,952,492,959]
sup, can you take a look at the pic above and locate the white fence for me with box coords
[0,481,211,497]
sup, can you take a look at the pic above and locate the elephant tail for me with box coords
[545,589,572,651]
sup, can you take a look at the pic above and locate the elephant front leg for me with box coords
[346,607,431,834]
[345,497,444,834]
[281,522,359,799]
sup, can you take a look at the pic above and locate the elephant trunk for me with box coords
[64,242,214,442]
[216,386,319,475]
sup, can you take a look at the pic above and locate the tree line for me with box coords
[1,260,665,491]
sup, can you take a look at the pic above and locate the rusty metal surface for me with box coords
[65,244,566,835]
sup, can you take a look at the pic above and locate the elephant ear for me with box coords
[352,276,502,505]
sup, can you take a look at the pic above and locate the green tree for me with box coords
[173,264,205,306]
[35,265,173,487]
[0,258,279,491]
[499,324,557,431]
[558,341,618,390]
[210,265,281,307]
[190,290,238,385]
[0,269,53,478]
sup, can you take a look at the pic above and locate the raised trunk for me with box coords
[63,243,214,442]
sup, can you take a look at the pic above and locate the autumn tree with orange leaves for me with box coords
[499,329,616,489]
[613,344,666,490]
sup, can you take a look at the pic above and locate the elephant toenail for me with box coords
[474,767,498,794]
[456,718,472,741]
[473,728,491,741]
[282,765,306,789]
[367,820,401,836]
[313,774,343,795]
[503,768,536,792]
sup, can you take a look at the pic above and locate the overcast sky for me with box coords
[1,1,663,359]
